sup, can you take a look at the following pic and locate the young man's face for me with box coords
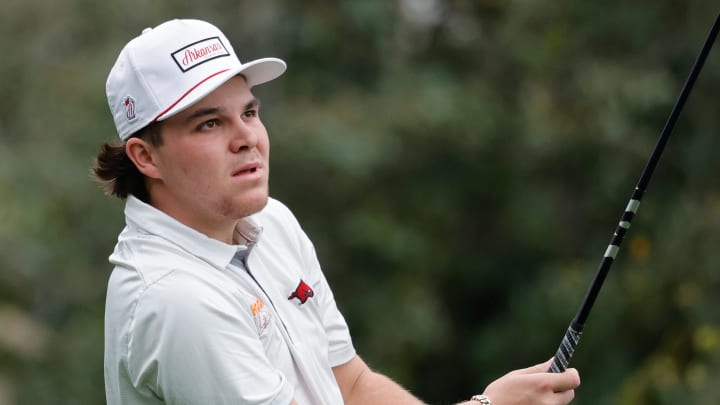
[144,75,270,240]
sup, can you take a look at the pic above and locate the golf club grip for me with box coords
[549,323,584,373]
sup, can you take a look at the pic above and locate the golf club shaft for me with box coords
[549,10,720,373]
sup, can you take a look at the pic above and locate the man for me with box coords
[95,19,580,404]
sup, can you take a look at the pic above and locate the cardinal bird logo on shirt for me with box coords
[288,279,314,304]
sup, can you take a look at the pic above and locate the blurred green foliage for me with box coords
[1,0,720,403]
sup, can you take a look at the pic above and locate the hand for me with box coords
[481,359,580,405]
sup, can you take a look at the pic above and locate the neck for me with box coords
[148,196,239,245]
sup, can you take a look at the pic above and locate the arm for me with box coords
[333,355,426,405]
[333,356,580,405]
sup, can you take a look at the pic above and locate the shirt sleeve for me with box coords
[126,268,295,405]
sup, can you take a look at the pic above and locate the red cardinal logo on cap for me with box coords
[123,96,136,121]
[288,279,314,304]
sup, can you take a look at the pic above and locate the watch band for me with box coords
[470,394,492,404]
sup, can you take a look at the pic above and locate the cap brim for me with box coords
[156,57,286,122]
[238,57,287,87]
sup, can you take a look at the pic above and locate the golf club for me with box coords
[549,10,720,373]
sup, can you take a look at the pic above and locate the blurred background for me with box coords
[2,0,720,403]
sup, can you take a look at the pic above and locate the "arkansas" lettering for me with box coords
[171,37,230,72]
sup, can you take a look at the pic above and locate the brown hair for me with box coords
[92,122,164,203]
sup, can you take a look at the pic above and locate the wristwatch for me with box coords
[470,394,492,404]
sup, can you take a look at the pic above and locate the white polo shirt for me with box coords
[104,196,356,404]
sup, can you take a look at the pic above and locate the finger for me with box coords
[554,388,575,405]
[550,368,581,392]
[508,358,554,375]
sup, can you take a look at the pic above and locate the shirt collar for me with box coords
[124,195,263,269]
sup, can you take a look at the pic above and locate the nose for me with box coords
[229,117,258,153]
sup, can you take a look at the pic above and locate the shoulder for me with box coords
[108,230,251,327]
[247,198,323,280]
[135,267,250,327]
[252,197,308,243]
[109,251,251,327]
[255,197,301,226]
[110,228,209,285]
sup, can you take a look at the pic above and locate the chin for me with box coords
[248,195,269,214]
[228,193,269,218]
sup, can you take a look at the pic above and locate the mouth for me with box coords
[232,163,262,177]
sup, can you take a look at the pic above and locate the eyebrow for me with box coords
[183,97,262,123]
[246,97,261,110]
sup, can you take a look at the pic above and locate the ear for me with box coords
[125,138,162,179]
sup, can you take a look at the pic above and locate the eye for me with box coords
[243,109,258,119]
[197,119,220,131]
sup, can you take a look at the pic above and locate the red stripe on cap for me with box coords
[152,69,231,121]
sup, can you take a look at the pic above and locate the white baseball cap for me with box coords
[106,19,286,140]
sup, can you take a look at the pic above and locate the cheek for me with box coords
[159,146,215,182]
[178,162,199,177]
[258,130,271,158]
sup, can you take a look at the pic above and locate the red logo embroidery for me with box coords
[288,280,314,304]
[123,96,136,121]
